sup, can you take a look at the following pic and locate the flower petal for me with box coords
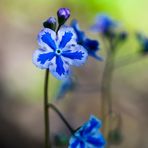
[78,116,102,138]
[69,137,86,148]
[89,52,104,61]
[71,19,86,44]
[32,49,55,69]
[57,26,77,48]
[86,134,106,148]
[49,56,70,80]
[83,38,103,61]
[68,116,105,148]
[38,28,57,51]
[62,44,88,67]
[69,137,80,148]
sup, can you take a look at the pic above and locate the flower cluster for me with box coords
[69,116,106,148]
[32,8,88,80]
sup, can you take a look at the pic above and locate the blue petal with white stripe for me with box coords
[62,44,88,66]
[32,49,55,69]
[49,56,70,80]
[69,116,106,148]
[38,28,56,51]
[57,26,77,48]
[59,32,73,48]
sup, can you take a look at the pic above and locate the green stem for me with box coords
[101,37,116,137]
[43,24,63,148]
[48,103,75,134]
[101,51,113,136]
[44,69,50,148]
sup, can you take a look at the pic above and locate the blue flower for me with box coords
[91,14,117,35]
[71,20,103,61]
[56,76,76,100]
[69,116,106,148]
[32,26,88,80]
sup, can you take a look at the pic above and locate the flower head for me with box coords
[91,14,117,35]
[32,26,88,80]
[57,8,70,26]
[71,20,103,61]
[69,116,106,148]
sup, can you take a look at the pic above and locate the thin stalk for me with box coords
[107,38,116,115]
[44,69,50,148]
[101,51,113,136]
[43,24,61,148]
[101,37,116,138]
[48,103,75,134]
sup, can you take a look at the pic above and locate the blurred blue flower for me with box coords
[56,76,76,100]
[91,14,117,35]
[136,33,148,54]
[32,26,88,80]
[69,115,106,148]
[71,20,103,61]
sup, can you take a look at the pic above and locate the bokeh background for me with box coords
[0,0,148,147]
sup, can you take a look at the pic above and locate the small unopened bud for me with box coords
[119,32,128,41]
[57,8,70,26]
[108,129,123,145]
[43,17,57,31]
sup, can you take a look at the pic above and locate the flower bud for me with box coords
[57,8,70,26]
[43,17,57,31]
[108,129,123,145]
[119,32,128,41]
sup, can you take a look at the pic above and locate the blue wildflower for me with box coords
[91,14,117,35]
[71,20,103,61]
[69,116,106,148]
[32,26,88,80]
[56,76,76,99]
[136,33,148,54]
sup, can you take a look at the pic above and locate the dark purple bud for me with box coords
[57,8,70,26]
[43,17,57,31]
[108,129,123,144]
[119,32,128,41]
